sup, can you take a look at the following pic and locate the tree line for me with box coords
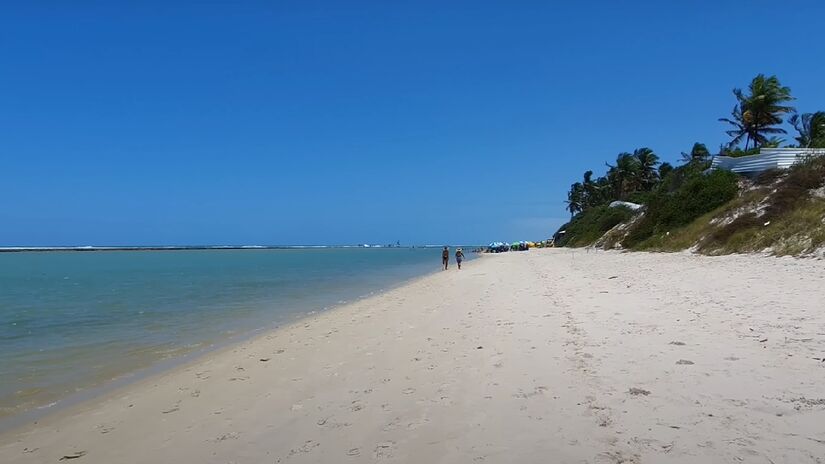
[565,74,825,217]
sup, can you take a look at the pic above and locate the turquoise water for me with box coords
[0,248,460,420]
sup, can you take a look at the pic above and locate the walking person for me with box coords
[455,248,464,270]
[441,246,449,270]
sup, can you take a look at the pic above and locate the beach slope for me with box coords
[1,250,824,463]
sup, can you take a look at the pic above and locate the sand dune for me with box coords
[1,249,824,463]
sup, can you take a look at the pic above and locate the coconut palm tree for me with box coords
[633,147,660,190]
[720,103,750,149]
[606,153,642,200]
[565,182,585,218]
[680,142,710,165]
[719,74,796,150]
[582,170,604,209]
[658,162,674,179]
[596,176,612,204]
[789,111,825,148]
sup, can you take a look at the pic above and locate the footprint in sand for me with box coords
[373,441,396,459]
[161,404,180,414]
[402,388,416,395]
[406,418,430,430]
[350,402,364,412]
[347,448,360,456]
[319,417,352,429]
[211,432,240,442]
[96,424,115,434]
[595,450,640,463]
[628,388,650,396]
[513,386,548,399]
[59,451,87,461]
[285,440,320,458]
[675,359,695,365]
[382,417,400,431]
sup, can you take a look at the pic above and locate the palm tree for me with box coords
[566,182,585,218]
[582,170,603,209]
[720,103,749,148]
[658,162,674,179]
[606,153,641,200]
[633,147,660,190]
[680,142,710,165]
[592,175,612,206]
[719,74,796,150]
[761,137,785,148]
[789,112,825,148]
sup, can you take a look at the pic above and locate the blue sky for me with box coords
[2,1,824,246]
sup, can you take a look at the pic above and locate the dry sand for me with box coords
[1,249,824,463]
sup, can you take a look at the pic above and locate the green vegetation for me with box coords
[628,188,768,252]
[680,143,710,165]
[564,148,662,218]
[626,157,825,255]
[789,111,825,148]
[699,156,825,255]
[623,169,739,248]
[555,206,634,247]
[555,74,825,256]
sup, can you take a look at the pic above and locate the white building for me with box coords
[710,148,825,176]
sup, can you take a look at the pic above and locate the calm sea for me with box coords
[0,248,464,423]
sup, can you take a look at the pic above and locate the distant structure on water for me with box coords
[360,241,402,248]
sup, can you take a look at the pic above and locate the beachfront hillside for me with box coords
[556,146,825,257]
[555,74,825,257]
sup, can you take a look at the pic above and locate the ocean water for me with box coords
[0,248,463,422]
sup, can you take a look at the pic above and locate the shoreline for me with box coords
[2,249,824,463]
[0,260,453,434]
[0,309,303,434]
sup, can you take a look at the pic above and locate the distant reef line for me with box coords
[0,245,434,253]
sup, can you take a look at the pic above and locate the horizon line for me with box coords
[0,244,484,253]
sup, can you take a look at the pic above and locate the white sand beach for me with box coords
[1,249,824,463]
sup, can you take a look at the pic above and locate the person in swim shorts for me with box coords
[442,246,449,270]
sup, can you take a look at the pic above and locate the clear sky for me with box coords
[2,1,824,246]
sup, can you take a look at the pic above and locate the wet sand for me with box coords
[1,249,824,463]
